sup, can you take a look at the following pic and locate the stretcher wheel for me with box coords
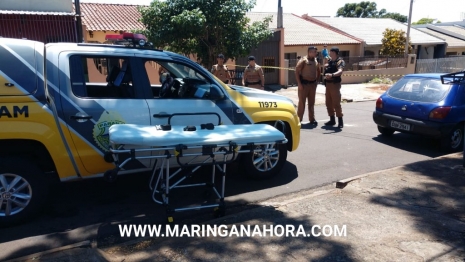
[213,206,226,218]
[104,169,118,182]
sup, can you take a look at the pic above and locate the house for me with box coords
[247,12,363,59]
[78,3,145,43]
[312,16,447,59]
[0,0,77,43]
[413,24,465,56]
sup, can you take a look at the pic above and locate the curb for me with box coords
[5,241,91,262]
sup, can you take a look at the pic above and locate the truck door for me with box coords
[59,53,151,175]
[139,59,234,127]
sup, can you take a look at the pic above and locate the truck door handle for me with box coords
[70,115,92,120]
[4,83,14,87]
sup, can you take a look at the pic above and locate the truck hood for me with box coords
[227,85,295,105]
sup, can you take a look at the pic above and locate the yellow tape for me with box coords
[227,64,295,71]
[228,64,405,77]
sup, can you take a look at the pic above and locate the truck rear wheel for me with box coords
[242,143,287,180]
[0,157,48,227]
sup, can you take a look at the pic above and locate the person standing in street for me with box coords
[295,46,321,125]
[242,56,265,90]
[324,47,345,128]
[211,54,231,84]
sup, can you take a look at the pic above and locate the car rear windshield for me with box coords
[387,77,451,103]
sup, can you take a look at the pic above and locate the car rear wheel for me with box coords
[377,125,395,136]
[441,124,464,152]
[0,157,48,227]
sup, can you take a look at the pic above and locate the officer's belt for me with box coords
[301,79,317,84]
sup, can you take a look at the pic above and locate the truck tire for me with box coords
[242,142,287,180]
[0,157,48,227]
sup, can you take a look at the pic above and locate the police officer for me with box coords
[242,56,265,90]
[324,47,345,128]
[211,54,231,84]
[295,46,321,125]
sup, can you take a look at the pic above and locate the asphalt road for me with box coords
[0,101,448,260]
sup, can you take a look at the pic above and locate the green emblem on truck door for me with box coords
[93,111,125,150]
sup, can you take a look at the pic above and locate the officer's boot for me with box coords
[324,116,336,126]
[338,117,344,128]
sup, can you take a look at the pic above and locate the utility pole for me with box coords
[75,0,84,43]
[277,0,283,28]
[405,0,414,56]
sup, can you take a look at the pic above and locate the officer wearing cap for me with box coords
[242,56,265,90]
[295,46,321,125]
[324,47,346,128]
[211,54,231,84]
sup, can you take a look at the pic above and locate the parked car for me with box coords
[373,71,465,151]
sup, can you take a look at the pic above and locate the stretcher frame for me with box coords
[104,114,287,222]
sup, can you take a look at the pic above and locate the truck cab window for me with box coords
[69,55,137,99]
[143,59,220,99]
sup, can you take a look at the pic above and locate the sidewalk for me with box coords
[272,83,386,106]
[20,153,465,261]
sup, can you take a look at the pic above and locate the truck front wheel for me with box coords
[0,157,48,227]
[242,143,287,180]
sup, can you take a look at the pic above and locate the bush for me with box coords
[369,77,394,84]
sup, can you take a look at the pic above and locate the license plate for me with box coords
[390,120,410,131]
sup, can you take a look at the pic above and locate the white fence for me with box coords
[416,56,465,73]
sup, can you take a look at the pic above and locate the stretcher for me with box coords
[104,113,287,222]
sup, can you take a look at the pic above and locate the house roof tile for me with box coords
[416,27,465,47]
[246,12,361,46]
[78,3,145,31]
[314,17,446,46]
[437,25,465,37]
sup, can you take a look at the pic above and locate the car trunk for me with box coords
[382,99,436,121]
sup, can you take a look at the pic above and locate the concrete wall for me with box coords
[342,54,417,84]
[284,44,362,58]
[0,0,72,12]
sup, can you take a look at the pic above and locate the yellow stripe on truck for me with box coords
[226,90,301,151]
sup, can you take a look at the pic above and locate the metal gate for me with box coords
[416,57,465,73]
[236,30,281,85]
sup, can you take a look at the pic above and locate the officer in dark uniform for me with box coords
[324,47,345,128]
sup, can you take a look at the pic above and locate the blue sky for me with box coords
[81,0,465,23]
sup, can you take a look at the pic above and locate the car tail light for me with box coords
[376,97,383,109]
[429,106,451,119]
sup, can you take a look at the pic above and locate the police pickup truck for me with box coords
[0,33,300,226]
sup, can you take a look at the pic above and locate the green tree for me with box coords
[336,2,408,23]
[412,18,441,25]
[379,28,412,56]
[336,1,380,18]
[138,0,272,69]
[380,12,408,23]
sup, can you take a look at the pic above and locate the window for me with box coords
[364,50,375,57]
[143,59,221,99]
[446,52,458,57]
[387,77,451,103]
[69,55,136,99]
[339,51,350,58]
[263,57,275,74]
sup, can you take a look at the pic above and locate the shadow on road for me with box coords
[372,132,445,158]
[0,162,298,261]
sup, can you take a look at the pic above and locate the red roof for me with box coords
[78,3,145,31]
